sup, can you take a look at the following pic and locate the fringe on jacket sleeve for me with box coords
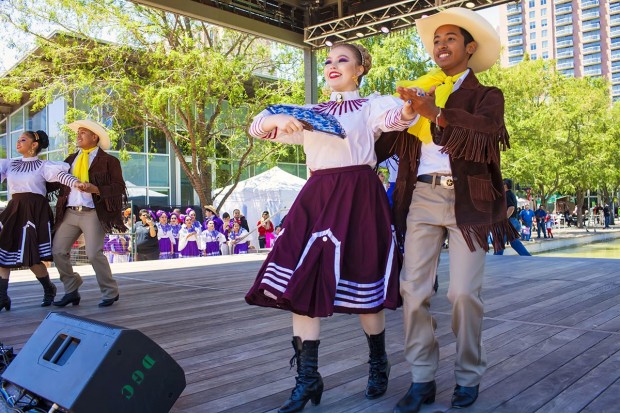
[438,125,510,164]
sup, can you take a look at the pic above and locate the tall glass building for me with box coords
[499,0,620,101]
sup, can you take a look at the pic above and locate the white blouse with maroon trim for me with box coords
[248,90,415,171]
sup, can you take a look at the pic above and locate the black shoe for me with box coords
[451,384,479,409]
[53,290,81,307]
[393,381,436,413]
[41,283,57,307]
[98,294,119,307]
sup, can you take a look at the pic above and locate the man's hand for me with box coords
[396,86,441,122]
[76,182,100,195]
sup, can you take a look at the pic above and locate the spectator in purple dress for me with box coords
[201,220,227,256]
[228,222,249,254]
[169,213,181,258]
[178,215,202,257]
[156,210,175,259]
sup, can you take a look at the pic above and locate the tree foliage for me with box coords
[0,0,305,209]
[479,59,619,223]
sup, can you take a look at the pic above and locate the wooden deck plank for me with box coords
[2,254,620,413]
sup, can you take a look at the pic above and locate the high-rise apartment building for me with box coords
[498,0,620,101]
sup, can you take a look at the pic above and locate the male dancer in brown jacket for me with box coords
[379,8,518,413]
[52,120,127,308]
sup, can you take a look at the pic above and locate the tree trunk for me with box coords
[575,188,585,228]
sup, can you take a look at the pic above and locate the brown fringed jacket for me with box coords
[54,150,128,233]
[376,71,518,252]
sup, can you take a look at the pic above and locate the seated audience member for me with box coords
[178,215,202,257]
[201,220,227,256]
[228,222,249,254]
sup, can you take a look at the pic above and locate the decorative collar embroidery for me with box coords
[315,99,368,116]
[11,159,43,173]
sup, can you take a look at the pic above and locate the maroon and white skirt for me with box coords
[0,192,54,268]
[245,165,402,317]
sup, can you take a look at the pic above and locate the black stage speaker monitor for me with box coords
[2,312,186,413]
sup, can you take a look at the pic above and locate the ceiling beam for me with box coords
[305,0,512,48]
[132,0,308,49]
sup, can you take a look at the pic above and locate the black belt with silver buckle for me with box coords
[68,206,95,211]
[417,174,455,189]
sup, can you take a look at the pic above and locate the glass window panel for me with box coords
[147,188,169,206]
[179,166,197,206]
[0,119,6,135]
[116,125,145,152]
[10,107,24,132]
[10,131,22,158]
[27,104,47,132]
[0,135,7,159]
[46,150,66,161]
[215,160,232,189]
[148,127,168,154]
[47,97,66,151]
[148,155,169,187]
[115,152,146,186]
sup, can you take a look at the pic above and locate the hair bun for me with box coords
[35,130,50,149]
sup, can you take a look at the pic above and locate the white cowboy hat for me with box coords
[67,119,111,150]
[416,7,501,73]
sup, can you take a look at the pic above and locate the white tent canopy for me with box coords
[213,167,306,248]
[125,181,167,199]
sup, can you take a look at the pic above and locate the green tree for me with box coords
[480,59,565,205]
[0,0,305,209]
[480,59,612,227]
[552,75,610,225]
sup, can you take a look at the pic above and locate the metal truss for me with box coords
[304,0,512,48]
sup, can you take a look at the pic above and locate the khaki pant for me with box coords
[400,181,487,387]
[52,209,119,300]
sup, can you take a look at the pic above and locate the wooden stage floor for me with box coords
[1,254,619,413]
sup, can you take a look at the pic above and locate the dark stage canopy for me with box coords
[132,0,513,49]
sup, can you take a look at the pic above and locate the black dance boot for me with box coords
[278,337,323,413]
[0,278,10,312]
[365,330,390,399]
[37,275,57,307]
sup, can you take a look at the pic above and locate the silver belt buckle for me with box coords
[440,176,454,189]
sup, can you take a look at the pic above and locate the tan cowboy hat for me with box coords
[203,205,217,215]
[416,7,500,73]
[67,119,111,150]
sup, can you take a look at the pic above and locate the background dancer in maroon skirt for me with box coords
[245,43,418,413]
[0,130,80,311]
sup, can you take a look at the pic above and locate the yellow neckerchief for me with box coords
[74,147,96,182]
[396,68,467,144]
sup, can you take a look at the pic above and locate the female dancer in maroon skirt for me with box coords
[245,43,417,412]
[0,130,80,311]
